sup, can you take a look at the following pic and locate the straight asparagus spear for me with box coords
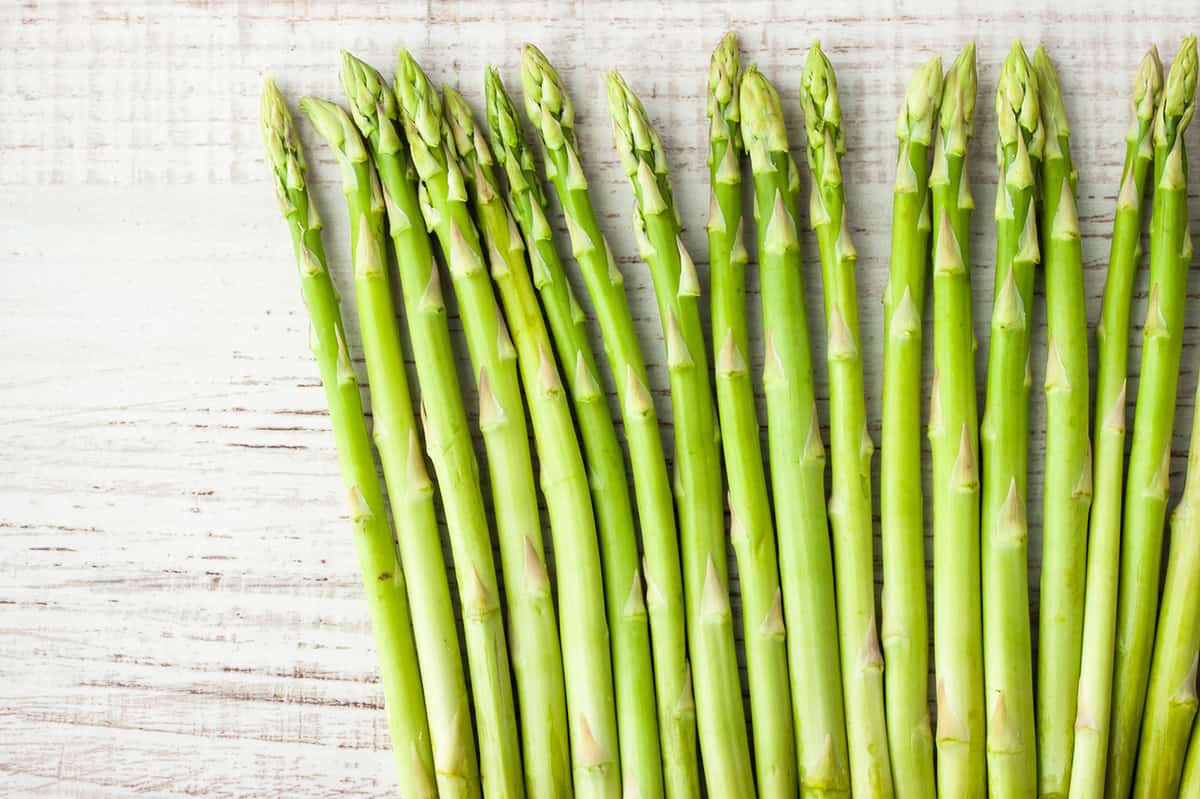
[607,70,757,798]
[1031,45,1093,798]
[980,41,1041,798]
[800,42,894,798]
[1106,36,1198,799]
[927,44,986,799]
[707,42,797,798]
[519,45,699,799]
[260,81,438,798]
[880,57,940,799]
[476,76,667,798]
[442,85,622,799]
[739,59,851,797]
[341,53,571,799]
[1134,278,1200,799]
[1068,47,1163,799]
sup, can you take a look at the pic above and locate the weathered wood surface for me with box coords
[3,1,1199,795]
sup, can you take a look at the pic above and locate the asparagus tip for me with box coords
[738,65,786,155]
[1164,35,1198,121]
[897,55,943,145]
[1134,46,1165,122]
[1032,44,1069,142]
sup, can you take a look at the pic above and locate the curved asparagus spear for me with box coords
[739,60,850,797]
[607,70,756,798]
[880,57,940,799]
[1134,305,1200,799]
[519,45,698,799]
[261,82,437,798]
[1031,45,1092,798]
[442,85,622,799]
[478,75,665,799]
[927,44,986,799]
[1068,47,1163,799]
[980,41,1041,798]
[707,44,796,798]
[1108,36,1198,799]
[393,51,560,799]
[799,42,894,798]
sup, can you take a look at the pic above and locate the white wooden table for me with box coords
[3,1,1198,795]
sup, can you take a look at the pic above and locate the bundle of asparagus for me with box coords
[260,33,1199,799]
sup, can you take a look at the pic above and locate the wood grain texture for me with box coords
[3,1,1199,795]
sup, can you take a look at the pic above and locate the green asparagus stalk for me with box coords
[340,53,571,799]
[980,41,1041,798]
[394,51,565,799]
[738,59,851,796]
[1107,36,1198,799]
[880,56,941,799]
[442,85,622,799]
[1134,295,1200,799]
[519,45,699,799]
[260,82,438,798]
[478,76,667,798]
[607,70,756,798]
[1180,718,1200,798]
[1068,47,1163,799]
[927,44,986,799]
[1030,45,1092,799]
[799,43,894,798]
[707,43,797,797]
[300,94,482,799]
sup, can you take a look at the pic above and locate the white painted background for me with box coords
[3,1,1199,795]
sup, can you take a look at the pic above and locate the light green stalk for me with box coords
[739,60,849,797]
[707,43,796,798]
[880,56,941,799]
[1068,47,1163,799]
[301,94,481,799]
[480,75,666,799]
[980,41,1041,798]
[1107,36,1198,799]
[261,82,437,798]
[520,45,698,799]
[394,51,555,799]
[607,70,756,798]
[442,86,622,799]
[1030,45,1092,799]
[1180,718,1200,798]
[927,44,986,799]
[800,43,893,799]
[342,53,569,799]
[1134,308,1200,799]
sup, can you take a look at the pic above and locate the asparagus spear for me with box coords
[519,45,699,799]
[607,70,757,798]
[260,82,438,798]
[1068,47,1163,799]
[739,59,851,796]
[880,56,941,799]
[1030,45,1093,798]
[927,44,986,799]
[478,75,667,799]
[799,43,894,798]
[980,41,1042,798]
[339,53,564,798]
[1134,300,1200,799]
[707,44,797,797]
[441,85,622,799]
[1181,718,1200,798]
[1107,36,1198,799]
